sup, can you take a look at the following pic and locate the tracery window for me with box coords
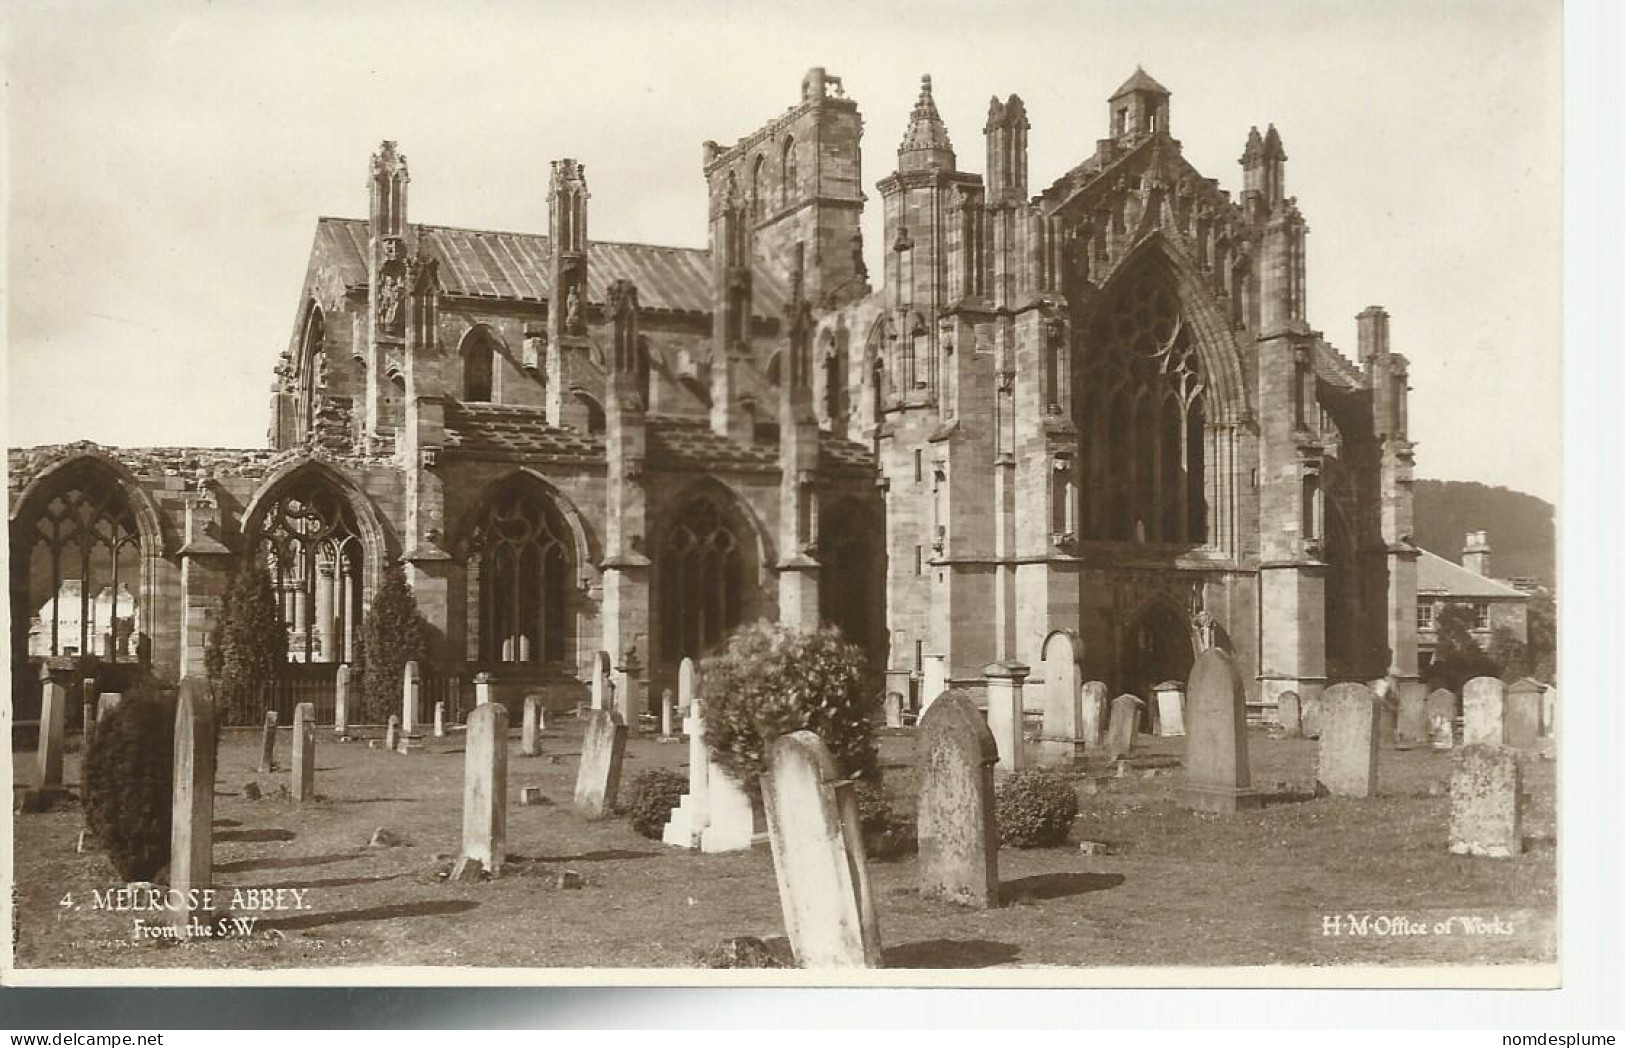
[1078,261,1208,544]
[467,483,572,664]
[20,465,142,660]
[255,477,364,664]
[659,494,747,661]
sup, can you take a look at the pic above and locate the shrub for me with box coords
[358,564,427,723]
[82,676,177,881]
[622,769,687,839]
[855,779,916,860]
[700,622,875,787]
[995,769,1079,848]
[207,563,287,726]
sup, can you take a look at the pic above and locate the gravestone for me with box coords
[333,664,350,735]
[1448,744,1522,858]
[1106,694,1142,761]
[521,695,544,756]
[81,677,96,736]
[613,653,644,730]
[1317,683,1379,798]
[461,701,508,874]
[97,693,122,723]
[433,702,446,738]
[573,709,628,818]
[921,654,948,715]
[36,669,67,790]
[1038,631,1084,766]
[760,731,883,968]
[1372,676,1400,744]
[1080,681,1108,748]
[473,672,493,706]
[660,689,676,737]
[402,660,421,733]
[1276,690,1303,738]
[982,660,1029,772]
[1300,690,1324,740]
[916,690,999,907]
[1427,688,1458,750]
[258,710,279,773]
[663,697,712,848]
[1181,649,1261,812]
[170,678,217,931]
[384,714,400,752]
[591,650,612,711]
[291,702,317,802]
[677,657,697,713]
[701,766,758,853]
[1504,678,1543,750]
[1462,676,1506,746]
[884,692,904,728]
[1153,680,1187,738]
[1396,681,1429,747]
[1540,687,1558,738]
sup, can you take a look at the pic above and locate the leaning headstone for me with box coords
[1181,649,1261,812]
[1153,680,1187,738]
[921,654,948,716]
[291,702,317,803]
[677,657,697,713]
[36,669,67,790]
[461,701,509,875]
[1317,683,1379,798]
[1504,678,1543,751]
[573,709,628,818]
[1038,631,1083,766]
[1080,681,1108,748]
[982,660,1029,772]
[1397,681,1429,747]
[1427,688,1458,750]
[433,702,446,739]
[1106,694,1142,761]
[916,690,1000,907]
[1276,690,1303,738]
[591,650,612,710]
[170,678,217,931]
[883,692,904,728]
[1448,744,1522,858]
[333,664,350,735]
[663,697,711,848]
[1462,676,1506,747]
[402,660,421,733]
[258,710,279,773]
[760,731,883,968]
[384,714,400,752]
[521,694,544,756]
[1300,690,1324,740]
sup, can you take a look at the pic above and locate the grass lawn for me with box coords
[10,720,1557,972]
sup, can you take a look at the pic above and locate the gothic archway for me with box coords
[463,477,576,666]
[818,496,887,671]
[1119,600,1195,725]
[246,470,370,664]
[656,484,765,663]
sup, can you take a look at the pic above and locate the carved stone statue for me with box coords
[377,274,405,334]
[566,284,583,334]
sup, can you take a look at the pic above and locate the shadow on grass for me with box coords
[214,852,360,874]
[259,899,479,933]
[1261,789,1317,808]
[255,873,408,891]
[521,849,662,863]
[884,938,1021,968]
[1001,871,1124,902]
[215,827,297,844]
[326,798,425,805]
[211,818,243,828]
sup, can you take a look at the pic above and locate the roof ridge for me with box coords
[318,215,708,255]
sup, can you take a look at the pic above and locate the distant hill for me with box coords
[1413,480,1555,586]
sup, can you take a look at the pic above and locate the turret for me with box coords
[1107,66,1170,143]
[984,94,1029,205]
[898,74,956,173]
[546,158,592,429]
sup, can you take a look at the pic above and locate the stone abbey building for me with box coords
[9,67,1418,721]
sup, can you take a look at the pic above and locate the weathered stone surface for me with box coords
[1448,744,1522,858]
[433,701,446,738]
[519,786,548,806]
[883,691,904,728]
[761,731,883,968]
[384,714,399,752]
[1462,676,1506,747]
[1106,694,1141,761]
[1276,689,1302,737]
[663,700,711,849]
[921,654,948,715]
[1372,676,1400,743]
[660,688,676,736]
[521,694,544,756]
[333,664,351,735]
[1038,631,1084,766]
[1300,691,1323,740]
[1153,680,1186,738]
[473,671,493,706]
[1426,688,1458,750]
[700,765,756,854]
[1181,649,1261,813]
[37,671,67,790]
[677,657,697,713]
[258,710,278,773]
[1080,681,1108,748]
[369,828,406,848]
[591,650,612,711]
[291,702,317,803]
[983,660,1028,772]
[170,677,216,930]
[573,709,627,818]
[1504,678,1543,750]
[449,857,484,883]
[1317,683,1378,798]
[1396,681,1429,746]
[612,654,643,730]
[915,689,999,907]
[1540,687,1558,738]
[462,701,508,874]
[402,660,421,733]
[96,692,122,723]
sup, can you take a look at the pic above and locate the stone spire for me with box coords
[898,74,956,173]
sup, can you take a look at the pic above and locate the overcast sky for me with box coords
[3,0,1561,503]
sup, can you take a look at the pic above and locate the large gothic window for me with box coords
[818,499,886,668]
[659,493,749,662]
[254,476,364,664]
[467,482,572,664]
[1078,260,1208,544]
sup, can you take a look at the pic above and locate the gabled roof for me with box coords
[1110,67,1170,100]
[443,403,605,464]
[1416,548,1526,599]
[313,217,787,319]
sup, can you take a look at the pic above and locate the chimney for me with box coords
[1462,530,1491,577]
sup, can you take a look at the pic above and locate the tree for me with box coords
[82,674,176,881]
[1427,603,1500,693]
[358,563,427,723]
[1523,590,1557,683]
[206,563,287,726]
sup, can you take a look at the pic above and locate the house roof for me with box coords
[313,217,788,318]
[1110,67,1171,100]
[1416,548,1526,599]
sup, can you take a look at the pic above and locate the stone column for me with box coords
[460,701,509,875]
[613,650,644,731]
[591,651,611,711]
[291,702,316,802]
[170,678,217,932]
[660,689,675,738]
[333,663,350,735]
[178,491,233,679]
[258,710,278,773]
[402,660,421,732]
[36,662,70,790]
[982,660,1029,773]
[433,701,446,738]
[1396,680,1429,747]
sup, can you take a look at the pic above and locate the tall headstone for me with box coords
[521,694,544,756]
[1038,631,1084,766]
[883,692,904,728]
[333,663,350,735]
[921,654,948,715]
[258,710,279,773]
[1317,683,1379,798]
[1276,689,1303,738]
[1153,680,1187,738]
[663,696,712,848]
[660,688,676,737]
[1106,694,1142,761]
[1080,681,1108,748]
[82,698,96,745]
[170,678,217,931]
[573,709,628,818]
[1504,678,1543,751]
[1300,690,1324,740]
[761,731,884,968]
[982,660,1029,772]
[291,702,317,802]
[916,690,1000,907]
[1448,744,1522,858]
[1181,649,1261,812]
[1462,676,1506,747]
[80,677,96,735]
[1427,688,1457,750]
[402,660,421,733]
[1396,681,1429,747]
[473,671,493,705]
[384,714,400,752]
[591,650,612,710]
[461,701,509,874]
[677,657,697,713]
[36,667,67,790]
[433,701,446,738]
[1540,687,1558,739]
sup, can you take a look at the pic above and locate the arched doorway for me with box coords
[656,485,763,664]
[1120,601,1195,728]
[818,496,887,673]
[248,471,368,665]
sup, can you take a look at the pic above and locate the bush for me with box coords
[700,622,876,787]
[995,769,1079,848]
[855,779,916,860]
[207,563,287,726]
[82,676,177,881]
[358,564,427,723]
[622,769,687,839]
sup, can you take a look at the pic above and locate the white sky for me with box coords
[3,0,1561,503]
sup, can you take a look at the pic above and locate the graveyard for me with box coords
[11,667,1557,972]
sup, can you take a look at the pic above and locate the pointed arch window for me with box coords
[780,136,797,210]
[751,154,766,218]
[297,304,325,442]
[467,482,572,664]
[254,476,365,664]
[659,494,748,661]
[462,328,496,402]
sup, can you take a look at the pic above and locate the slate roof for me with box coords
[1111,67,1171,99]
[1416,548,1525,599]
[442,403,605,464]
[647,416,778,472]
[314,217,788,319]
